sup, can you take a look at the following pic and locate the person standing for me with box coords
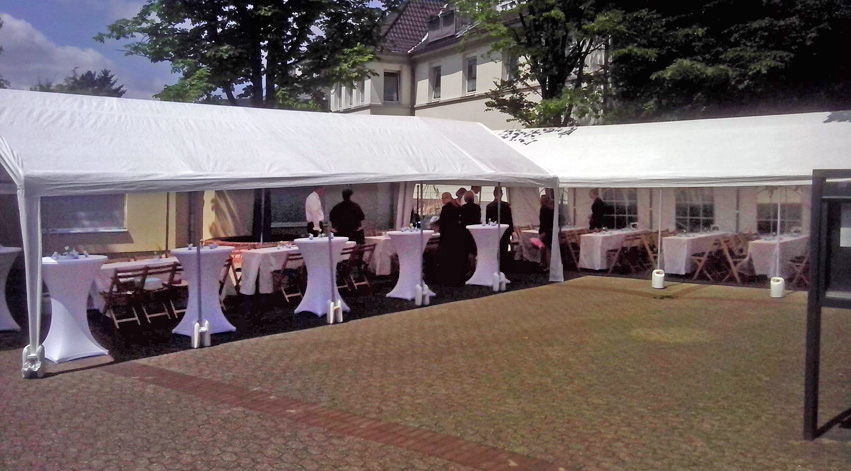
[305,186,325,236]
[330,188,366,244]
[455,187,467,206]
[460,191,481,259]
[589,189,605,230]
[485,187,514,271]
[438,192,466,286]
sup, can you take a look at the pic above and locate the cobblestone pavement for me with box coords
[1,276,849,470]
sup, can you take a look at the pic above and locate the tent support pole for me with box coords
[549,183,564,282]
[657,188,663,270]
[20,193,44,378]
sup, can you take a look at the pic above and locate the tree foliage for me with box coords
[30,69,126,97]
[609,0,851,122]
[96,0,401,108]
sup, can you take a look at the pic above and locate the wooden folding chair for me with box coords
[720,236,755,284]
[272,253,305,304]
[691,238,723,281]
[560,232,581,270]
[100,266,147,330]
[640,232,660,275]
[348,243,376,295]
[789,253,809,288]
[164,263,187,317]
[607,235,642,274]
[139,263,180,322]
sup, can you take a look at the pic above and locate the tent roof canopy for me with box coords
[0,89,555,197]
[502,111,851,188]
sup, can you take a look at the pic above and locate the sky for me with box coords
[0,0,175,99]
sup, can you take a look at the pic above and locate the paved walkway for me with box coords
[1,277,848,470]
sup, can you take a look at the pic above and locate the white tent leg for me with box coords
[548,185,564,282]
[19,193,44,378]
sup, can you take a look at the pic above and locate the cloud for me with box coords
[56,0,145,22]
[0,13,164,98]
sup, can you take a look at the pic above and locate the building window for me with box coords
[599,188,637,229]
[358,80,366,104]
[431,66,442,100]
[466,57,477,93]
[757,187,803,234]
[383,71,400,103]
[43,194,127,233]
[502,52,518,81]
[675,188,714,232]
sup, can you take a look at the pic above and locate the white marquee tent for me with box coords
[0,89,562,377]
[501,111,851,188]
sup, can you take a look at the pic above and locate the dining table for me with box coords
[748,234,810,278]
[466,224,510,287]
[42,254,109,363]
[661,231,728,275]
[239,244,301,295]
[578,229,649,271]
[170,245,236,336]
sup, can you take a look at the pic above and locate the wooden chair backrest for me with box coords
[146,263,180,286]
[108,266,149,296]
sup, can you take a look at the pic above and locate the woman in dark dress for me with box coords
[438,192,466,286]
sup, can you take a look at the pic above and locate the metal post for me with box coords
[657,188,663,269]
[496,182,502,271]
[803,174,825,440]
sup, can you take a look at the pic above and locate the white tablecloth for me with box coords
[239,245,300,295]
[0,247,21,331]
[749,235,809,278]
[386,230,435,300]
[91,257,180,312]
[42,255,109,363]
[579,229,648,270]
[365,235,393,276]
[661,232,728,275]
[171,246,236,336]
[294,237,351,317]
[466,224,510,287]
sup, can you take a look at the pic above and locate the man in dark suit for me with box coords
[485,187,514,271]
[330,188,366,244]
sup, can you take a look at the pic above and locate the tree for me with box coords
[0,18,9,89]
[608,0,851,122]
[456,0,621,127]
[96,0,401,108]
[31,69,126,97]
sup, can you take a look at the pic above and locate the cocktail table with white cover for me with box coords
[294,236,351,317]
[239,245,300,295]
[661,232,728,275]
[92,257,180,312]
[0,247,22,331]
[386,230,435,300]
[171,245,236,336]
[466,224,510,287]
[42,254,109,362]
[748,234,810,278]
[365,235,393,276]
[579,229,649,270]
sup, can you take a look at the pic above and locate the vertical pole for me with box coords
[19,194,44,378]
[419,182,424,294]
[325,191,335,311]
[192,194,203,325]
[803,174,825,440]
[259,189,265,244]
[165,192,170,251]
[496,182,502,271]
[657,188,663,270]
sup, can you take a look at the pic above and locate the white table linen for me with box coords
[239,245,300,295]
[749,235,809,278]
[171,246,236,336]
[579,229,649,270]
[42,255,109,363]
[661,232,728,275]
[466,224,510,287]
[294,237,351,317]
[0,247,21,331]
[365,235,393,276]
[91,257,180,312]
[386,230,436,300]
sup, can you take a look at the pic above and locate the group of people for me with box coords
[305,186,366,244]
[437,187,514,286]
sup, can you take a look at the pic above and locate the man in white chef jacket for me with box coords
[305,187,326,236]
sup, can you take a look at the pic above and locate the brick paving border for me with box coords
[104,362,567,471]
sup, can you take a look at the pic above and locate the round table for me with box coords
[171,246,236,336]
[42,254,109,363]
[386,230,435,300]
[294,237,350,317]
[466,224,510,287]
[0,247,22,331]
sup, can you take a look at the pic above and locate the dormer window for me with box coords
[428,10,457,42]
